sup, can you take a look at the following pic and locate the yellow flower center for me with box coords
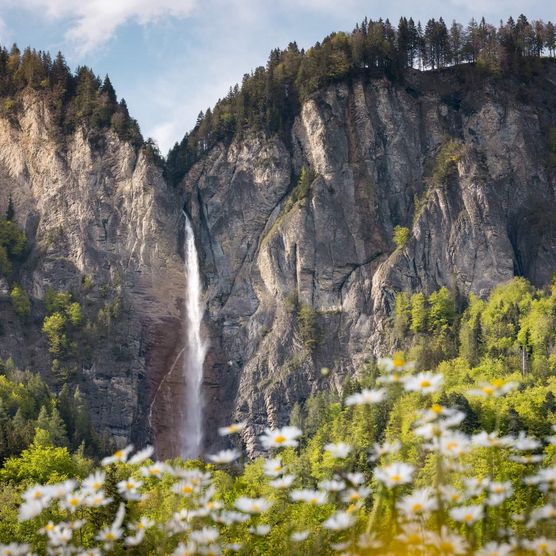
[309,497,318,505]
[93,481,102,490]
[412,503,423,512]
[46,523,55,531]
[440,541,454,551]
[492,379,505,388]
[539,543,548,550]
[463,513,474,522]
[252,504,261,512]
[431,404,443,414]
[69,498,79,506]
[181,485,193,494]
[274,435,286,444]
[33,491,42,499]
[390,474,401,483]
[349,493,360,501]
[114,450,124,459]
[105,532,115,541]
[420,380,431,388]
[482,386,494,396]
[447,442,457,451]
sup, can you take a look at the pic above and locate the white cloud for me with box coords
[2,0,198,54]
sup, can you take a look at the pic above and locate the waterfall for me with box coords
[181,213,207,459]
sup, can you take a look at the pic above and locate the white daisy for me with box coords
[374,462,415,488]
[449,504,484,525]
[234,496,272,514]
[323,511,355,530]
[260,426,302,449]
[404,372,443,394]
[324,442,352,459]
[207,449,241,464]
[218,422,246,436]
[345,388,386,406]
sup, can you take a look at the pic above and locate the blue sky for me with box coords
[0,0,553,153]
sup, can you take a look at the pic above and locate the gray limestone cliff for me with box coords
[0,91,187,457]
[1,65,556,459]
[182,65,556,454]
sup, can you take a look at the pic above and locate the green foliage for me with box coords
[0,429,90,484]
[42,312,67,356]
[0,217,26,276]
[396,278,556,375]
[41,289,85,361]
[430,139,464,186]
[261,167,315,246]
[0,360,99,463]
[392,225,410,249]
[297,303,320,351]
[409,292,427,334]
[9,284,30,318]
[167,16,555,186]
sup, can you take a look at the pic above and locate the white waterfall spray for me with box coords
[182,212,207,459]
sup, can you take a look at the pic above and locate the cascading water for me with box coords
[181,212,207,459]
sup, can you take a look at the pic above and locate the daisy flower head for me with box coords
[345,388,386,406]
[319,479,346,492]
[368,440,401,461]
[522,537,556,554]
[140,461,169,478]
[323,511,356,530]
[378,355,414,373]
[128,445,154,465]
[234,496,272,514]
[474,542,515,556]
[291,531,310,542]
[269,474,296,489]
[207,449,241,464]
[397,487,437,518]
[263,457,285,477]
[260,426,302,450]
[374,462,415,488]
[249,524,271,536]
[468,379,518,398]
[82,471,106,493]
[404,371,443,394]
[218,422,246,436]
[101,445,134,466]
[345,472,365,486]
[116,477,143,501]
[0,543,33,556]
[426,526,468,555]
[324,442,352,459]
[190,527,219,545]
[342,486,371,504]
[449,504,484,525]
[290,489,328,505]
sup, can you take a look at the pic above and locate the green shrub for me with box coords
[10,285,30,318]
[392,225,410,249]
[297,304,320,351]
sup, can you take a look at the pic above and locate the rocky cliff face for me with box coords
[183,65,556,454]
[2,65,555,459]
[0,92,187,455]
